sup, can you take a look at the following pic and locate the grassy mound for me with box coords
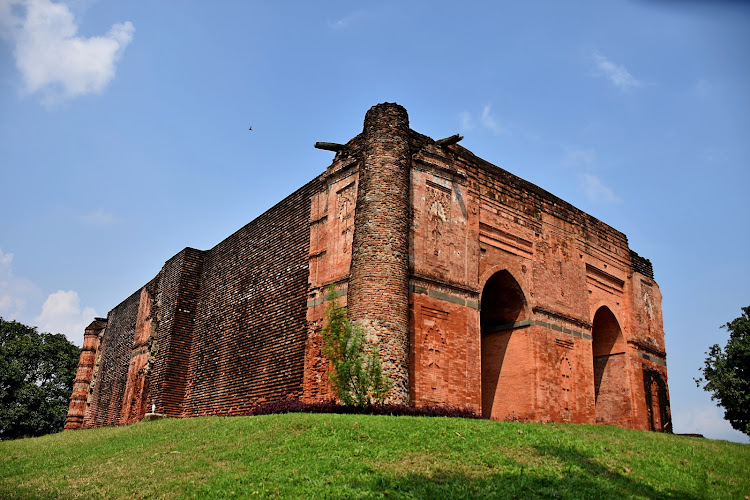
[1,413,748,499]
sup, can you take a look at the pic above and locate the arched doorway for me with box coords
[591,306,630,425]
[480,270,529,420]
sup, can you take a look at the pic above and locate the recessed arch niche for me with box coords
[480,270,530,420]
[591,306,631,426]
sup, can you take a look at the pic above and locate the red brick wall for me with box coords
[64,318,106,429]
[150,248,203,416]
[180,180,316,416]
[87,289,140,426]
[628,267,670,431]
[302,131,366,401]
[120,287,155,424]
[410,287,480,410]
[71,181,316,426]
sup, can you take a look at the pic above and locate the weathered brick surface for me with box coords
[64,318,106,429]
[628,269,670,431]
[87,290,140,426]
[151,248,203,416]
[181,181,315,416]
[302,136,362,401]
[348,103,412,404]
[120,286,156,424]
[404,137,670,430]
[67,103,670,433]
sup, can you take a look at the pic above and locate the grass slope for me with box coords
[1,413,748,499]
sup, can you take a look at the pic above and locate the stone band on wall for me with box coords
[348,103,411,404]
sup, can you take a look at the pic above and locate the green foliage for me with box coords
[1,413,749,499]
[696,306,750,436]
[320,286,391,406]
[0,317,80,440]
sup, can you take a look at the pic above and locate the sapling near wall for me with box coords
[320,286,391,407]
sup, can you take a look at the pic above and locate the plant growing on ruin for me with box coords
[320,286,391,407]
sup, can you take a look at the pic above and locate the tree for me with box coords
[0,318,81,440]
[320,287,391,407]
[696,306,750,436]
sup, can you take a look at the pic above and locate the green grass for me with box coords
[1,413,748,499]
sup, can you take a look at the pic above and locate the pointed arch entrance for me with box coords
[591,306,631,426]
[480,270,530,420]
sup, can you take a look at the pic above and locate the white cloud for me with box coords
[0,0,134,104]
[592,52,642,91]
[457,106,506,134]
[34,290,95,346]
[672,405,749,443]
[459,111,473,131]
[578,172,619,203]
[0,0,17,35]
[0,248,43,321]
[0,249,95,345]
[0,250,12,266]
[79,208,115,226]
[328,10,365,30]
[480,104,506,134]
[562,148,596,168]
[561,147,619,203]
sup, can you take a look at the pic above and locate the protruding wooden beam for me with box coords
[314,142,345,152]
[436,134,463,147]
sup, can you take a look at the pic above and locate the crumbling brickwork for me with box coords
[348,104,412,403]
[64,317,106,430]
[66,103,670,432]
[88,290,140,426]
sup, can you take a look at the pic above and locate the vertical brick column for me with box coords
[64,318,107,430]
[348,102,411,403]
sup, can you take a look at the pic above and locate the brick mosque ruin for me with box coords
[65,103,671,432]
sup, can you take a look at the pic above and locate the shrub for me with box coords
[320,286,391,406]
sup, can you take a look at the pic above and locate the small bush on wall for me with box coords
[321,286,391,407]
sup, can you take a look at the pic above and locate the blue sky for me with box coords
[1,0,748,442]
